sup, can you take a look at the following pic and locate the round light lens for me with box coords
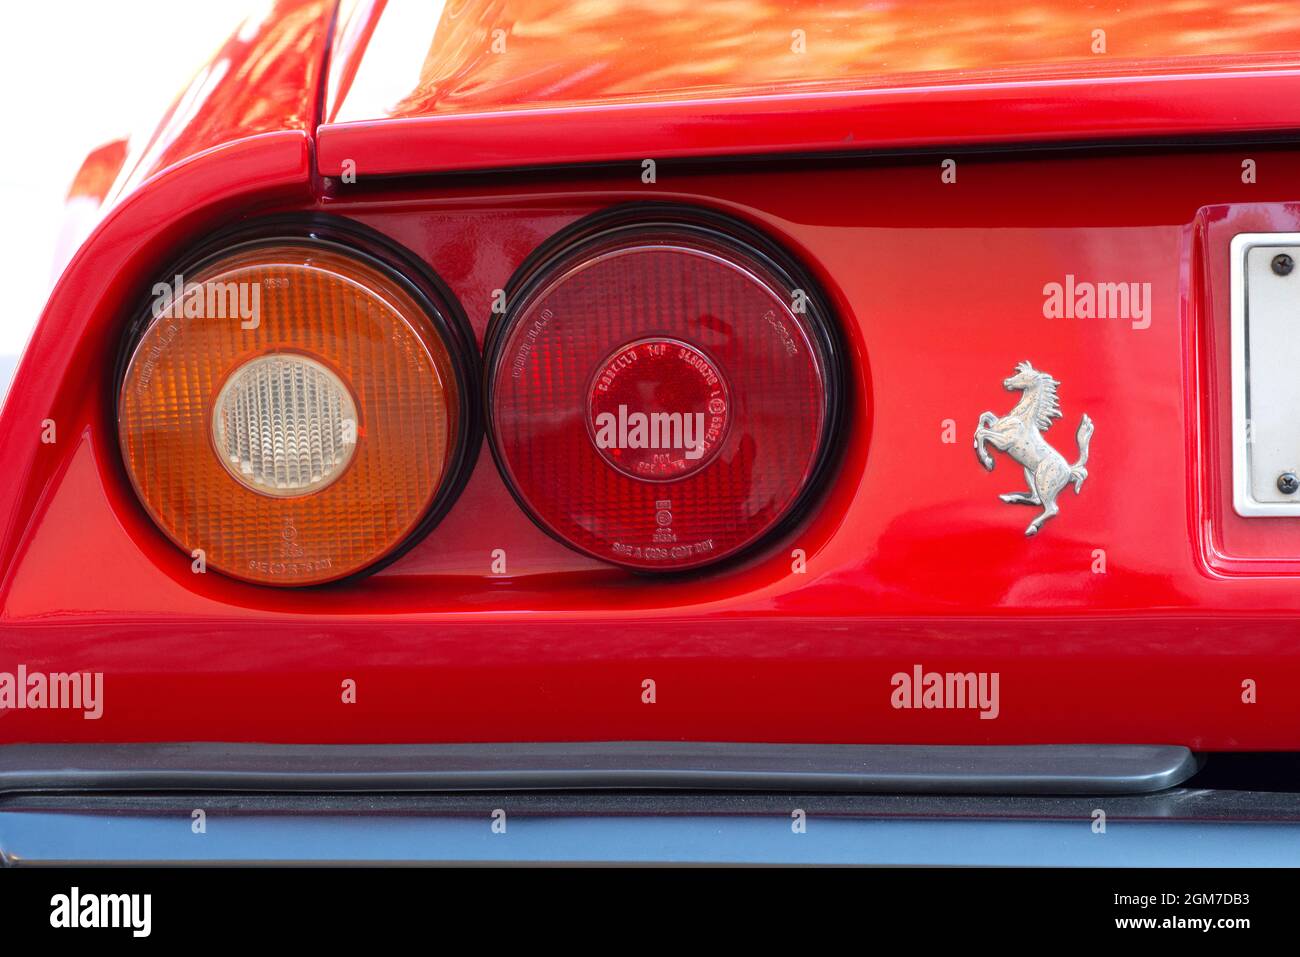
[212,353,359,497]
[488,214,840,572]
[119,238,468,586]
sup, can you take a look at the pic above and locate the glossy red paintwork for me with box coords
[109,0,335,203]
[1196,202,1300,573]
[317,0,1300,176]
[5,1,1300,748]
[329,0,1300,118]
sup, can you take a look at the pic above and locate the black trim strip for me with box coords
[0,742,1197,796]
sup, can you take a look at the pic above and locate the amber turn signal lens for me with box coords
[118,240,464,586]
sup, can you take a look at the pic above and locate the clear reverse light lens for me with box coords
[212,353,358,497]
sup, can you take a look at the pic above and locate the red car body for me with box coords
[7,0,1300,760]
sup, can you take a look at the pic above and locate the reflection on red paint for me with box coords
[328,0,1300,123]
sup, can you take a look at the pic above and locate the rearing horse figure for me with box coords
[974,361,1093,536]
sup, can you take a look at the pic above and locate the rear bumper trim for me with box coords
[4,786,1298,866]
[0,742,1198,796]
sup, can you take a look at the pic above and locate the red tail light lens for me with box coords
[118,229,475,586]
[487,209,842,572]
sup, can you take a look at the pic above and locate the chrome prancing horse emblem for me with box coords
[974,362,1094,536]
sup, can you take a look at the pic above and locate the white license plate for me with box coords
[1232,232,1300,515]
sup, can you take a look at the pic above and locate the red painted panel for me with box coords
[111,0,334,203]
[328,0,1300,121]
[317,0,1300,176]
[1195,201,1300,573]
[4,142,1300,748]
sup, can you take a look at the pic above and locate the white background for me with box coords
[0,1,256,360]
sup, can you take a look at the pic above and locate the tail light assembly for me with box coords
[117,208,841,586]
[117,224,477,586]
[485,207,844,572]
